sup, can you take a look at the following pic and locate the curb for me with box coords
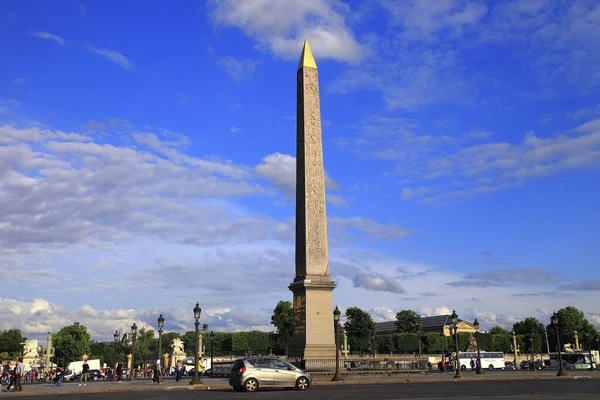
[2,375,598,396]
[313,375,600,385]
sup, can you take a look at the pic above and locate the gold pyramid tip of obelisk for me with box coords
[298,40,317,70]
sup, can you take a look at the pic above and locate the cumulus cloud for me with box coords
[353,273,405,294]
[212,0,364,63]
[370,306,396,322]
[254,152,342,196]
[0,297,273,341]
[339,114,600,203]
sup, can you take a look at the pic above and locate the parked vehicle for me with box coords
[70,369,105,381]
[504,361,516,370]
[229,357,311,392]
[66,360,101,375]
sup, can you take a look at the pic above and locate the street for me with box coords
[10,379,600,399]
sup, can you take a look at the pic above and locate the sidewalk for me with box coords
[1,371,598,397]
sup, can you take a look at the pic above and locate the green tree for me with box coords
[89,341,112,365]
[395,310,421,333]
[134,328,157,366]
[488,326,510,335]
[0,329,25,358]
[547,306,599,349]
[182,331,196,356]
[344,307,375,353]
[53,322,91,368]
[513,317,545,335]
[270,301,293,354]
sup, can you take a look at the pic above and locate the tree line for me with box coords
[270,302,599,355]
[2,305,596,366]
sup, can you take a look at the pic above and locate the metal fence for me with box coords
[286,356,428,376]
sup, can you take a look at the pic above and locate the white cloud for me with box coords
[212,0,364,64]
[88,47,134,70]
[230,126,241,134]
[353,272,405,294]
[380,0,488,40]
[27,31,65,45]
[254,152,342,196]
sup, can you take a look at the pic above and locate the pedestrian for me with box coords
[197,358,204,380]
[15,357,24,392]
[79,359,90,386]
[175,361,183,382]
[116,362,123,382]
[152,360,161,384]
[470,358,475,370]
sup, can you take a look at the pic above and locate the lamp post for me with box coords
[583,332,594,371]
[331,306,343,381]
[210,331,215,376]
[551,312,567,376]
[113,330,119,381]
[157,314,164,382]
[371,332,376,358]
[529,331,535,370]
[451,310,462,378]
[190,302,203,385]
[511,331,519,366]
[130,323,137,380]
[473,319,484,374]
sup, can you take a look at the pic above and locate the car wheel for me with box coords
[233,386,244,392]
[488,365,494,370]
[460,365,466,371]
[244,378,258,392]
[296,376,310,390]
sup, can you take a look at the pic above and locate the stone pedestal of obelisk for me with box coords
[288,40,337,359]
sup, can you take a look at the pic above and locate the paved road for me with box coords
[9,380,600,399]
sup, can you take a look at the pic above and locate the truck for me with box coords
[64,359,101,380]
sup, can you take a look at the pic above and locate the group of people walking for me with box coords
[1,358,25,392]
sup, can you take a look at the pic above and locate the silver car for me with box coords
[229,357,311,392]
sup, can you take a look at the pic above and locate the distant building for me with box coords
[375,315,477,336]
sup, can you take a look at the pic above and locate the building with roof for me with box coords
[375,315,477,336]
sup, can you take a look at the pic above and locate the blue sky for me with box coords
[1,0,599,341]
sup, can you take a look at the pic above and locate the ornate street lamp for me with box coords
[451,310,462,378]
[551,312,567,376]
[331,306,344,381]
[511,331,519,366]
[130,323,137,380]
[371,331,376,358]
[190,303,203,385]
[529,331,535,370]
[157,314,165,383]
[112,330,119,381]
[473,319,484,374]
[583,332,594,371]
[210,331,215,377]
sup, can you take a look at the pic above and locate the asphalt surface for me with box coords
[6,380,600,399]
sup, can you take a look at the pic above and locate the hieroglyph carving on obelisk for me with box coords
[295,40,329,279]
[288,40,337,358]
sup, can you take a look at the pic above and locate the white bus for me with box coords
[451,351,505,370]
[548,352,596,370]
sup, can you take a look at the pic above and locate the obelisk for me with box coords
[288,40,337,358]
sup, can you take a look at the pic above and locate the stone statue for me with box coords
[171,338,185,354]
[466,333,478,352]
[563,343,576,353]
[22,339,39,358]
